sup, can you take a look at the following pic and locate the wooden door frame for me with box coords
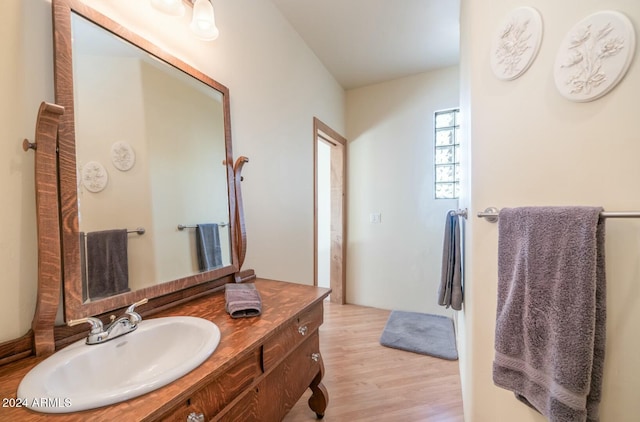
[313,117,347,304]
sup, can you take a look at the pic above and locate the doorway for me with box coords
[314,117,346,304]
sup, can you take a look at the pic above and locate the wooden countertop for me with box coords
[0,279,330,421]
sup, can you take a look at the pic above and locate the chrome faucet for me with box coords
[68,298,148,345]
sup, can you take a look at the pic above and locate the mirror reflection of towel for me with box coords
[196,224,222,271]
[86,229,130,300]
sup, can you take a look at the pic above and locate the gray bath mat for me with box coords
[380,310,458,360]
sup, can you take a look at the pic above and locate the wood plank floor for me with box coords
[284,301,464,421]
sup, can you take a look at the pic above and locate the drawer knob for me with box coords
[311,352,320,362]
[298,325,308,336]
[187,412,204,422]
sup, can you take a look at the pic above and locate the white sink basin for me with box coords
[17,316,220,413]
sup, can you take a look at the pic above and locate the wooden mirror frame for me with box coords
[52,0,239,322]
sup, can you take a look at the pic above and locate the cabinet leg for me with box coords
[308,353,328,419]
[309,382,328,419]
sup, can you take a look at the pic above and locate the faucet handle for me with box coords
[125,298,148,325]
[67,316,104,333]
[126,298,148,314]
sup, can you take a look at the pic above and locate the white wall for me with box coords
[346,67,459,315]
[459,1,640,420]
[317,140,331,289]
[0,0,344,342]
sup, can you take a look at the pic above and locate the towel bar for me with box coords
[477,207,640,223]
[477,207,500,223]
[127,227,145,235]
[178,223,229,230]
[453,209,468,219]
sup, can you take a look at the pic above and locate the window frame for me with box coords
[434,108,460,199]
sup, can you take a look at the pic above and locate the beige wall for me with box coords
[0,0,54,343]
[459,0,640,420]
[346,67,459,315]
[0,0,344,342]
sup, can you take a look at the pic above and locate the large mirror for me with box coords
[53,0,237,321]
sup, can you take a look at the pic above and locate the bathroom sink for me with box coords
[17,316,220,413]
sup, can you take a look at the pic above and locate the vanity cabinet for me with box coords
[0,279,330,421]
[162,299,326,422]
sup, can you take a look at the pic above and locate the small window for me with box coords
[434,108,460,199]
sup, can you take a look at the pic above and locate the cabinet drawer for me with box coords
[259,332,323,420]
[216,332,322,422]
[281,331,323,399]
[160,348,262,422]
[263,303,323,370]
[211,383,258,422]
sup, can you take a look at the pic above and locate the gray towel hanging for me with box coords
[438,210,463,310]
[196,223,223,271]
[493,206,606,421]
[86,229,130,300]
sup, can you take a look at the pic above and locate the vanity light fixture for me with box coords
[150,0,219,41]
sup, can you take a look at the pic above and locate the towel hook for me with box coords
[22,138,37,151]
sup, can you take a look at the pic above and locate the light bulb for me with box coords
[190,0,219,41]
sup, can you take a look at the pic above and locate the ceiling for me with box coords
[269,0,461,90]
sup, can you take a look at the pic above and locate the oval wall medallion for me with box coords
[554,11,636,102]
[81,161,109,193]
[490,7,543,81]
[111,141,136,171]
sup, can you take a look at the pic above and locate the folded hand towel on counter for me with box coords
[86,229,130,300]
[225,283,262,318]
[493,206,606,422]
[438,210,463,310]
[196,223,223,271]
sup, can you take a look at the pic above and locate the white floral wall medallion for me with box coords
[81,161,109,193]
[490,7,543,81]
[111,141,136,171]
[554,11,636,102]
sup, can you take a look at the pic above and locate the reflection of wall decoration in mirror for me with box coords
[81,161,109,193]
[490,7,543,81]
[111,141,136,171]
[554,11,636,102]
